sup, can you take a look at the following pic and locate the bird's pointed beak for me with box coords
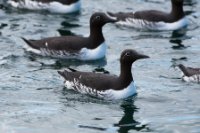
[137,54,150,60]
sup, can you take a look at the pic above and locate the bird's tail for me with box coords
[21,37,38,49]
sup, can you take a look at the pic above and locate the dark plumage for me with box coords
[58,49,149,94]
[22,12,117,60]
[107,0,187,30]
[177,64,200,83]
[178,64,200,77]
[108,0,184,23]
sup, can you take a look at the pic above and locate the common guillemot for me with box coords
[178,64,200,83]
[108,0,188,31]
[22,12,117,61]
[58,49,149,100]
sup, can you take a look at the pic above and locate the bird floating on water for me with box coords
[58,49,149,100]
[22,12,117,61]
[107,0,188,31]
[178,64,200,83]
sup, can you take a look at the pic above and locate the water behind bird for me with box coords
[0,0,200,133]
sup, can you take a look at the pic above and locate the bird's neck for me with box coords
[88,25,105,49]
[119,62,133,85]
[180,66,190,76]
[170,3,184,20]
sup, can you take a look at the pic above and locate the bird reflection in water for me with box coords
[114,98,151,133]
[170,29,190,50]
[78,98,151,132]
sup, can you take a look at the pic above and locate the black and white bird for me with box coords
[107,0,188,31]
[58,49,149,100]
[22,12,117,61]
[178,64,200,83]
[7,0,81,14]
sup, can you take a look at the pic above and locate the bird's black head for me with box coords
[120,49,149,64]
[90,12,117,27]
[178,64,185,70]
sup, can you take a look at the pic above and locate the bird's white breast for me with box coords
[116,17,188,31]
[102,81,137,100]
[79,42,107,60]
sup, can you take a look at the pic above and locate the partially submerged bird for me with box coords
[178,64,200,83]
[22,12,117,61]
[7,0,81,14]
[107,0,188,31]
[58,49,149,100]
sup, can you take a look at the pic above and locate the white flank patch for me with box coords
[7,0,81,13]
[102,81,136,100]
[24,42,106,61]
[24,44,41,55]
[64,79,136,100]
[182,75,200,83]
[48,1,81,13]
[116,17,188,31]
[79,42,106,60]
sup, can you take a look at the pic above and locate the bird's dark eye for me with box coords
[95,16,101,20]
[125,52,130,56]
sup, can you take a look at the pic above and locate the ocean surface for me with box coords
[0,0,200,133]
